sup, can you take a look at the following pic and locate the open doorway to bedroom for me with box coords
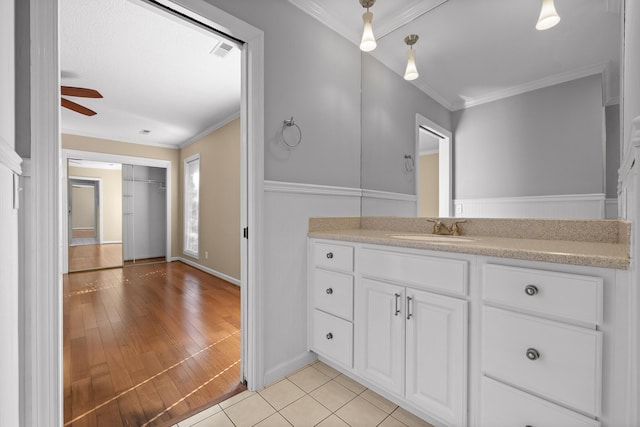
[60,0,247,425]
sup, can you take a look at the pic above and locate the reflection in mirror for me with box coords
[360,0,621,220]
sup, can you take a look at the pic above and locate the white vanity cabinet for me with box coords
[308,241,355,369]
[480,263,604,427]
[356,247,469,427]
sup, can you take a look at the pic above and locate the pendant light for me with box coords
[403,34,419,81]
[359,0,377,52]
[536,0,561,30]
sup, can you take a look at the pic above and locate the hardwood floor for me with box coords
[63,261,242,427]
[69,243,123,272]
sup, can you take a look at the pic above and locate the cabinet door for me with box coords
[356,278,404,395]
[406,289,468,427]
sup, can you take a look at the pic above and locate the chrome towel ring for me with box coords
[281,117,302,148]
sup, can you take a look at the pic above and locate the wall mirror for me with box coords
[360,0,621,219]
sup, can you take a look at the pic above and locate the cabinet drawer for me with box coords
[483,264,602,326]
[481,377,600,427]
[360,248,467,296]
[312,309,353,368]
[482,307,602,415]
[313,268,353,321]
[314,242,354,272]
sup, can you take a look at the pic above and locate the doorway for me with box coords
[415,114,453,217]
[29,0,264,424]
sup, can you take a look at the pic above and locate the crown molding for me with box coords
[375,0,447,37]
[179,110,240,149]
[288,0,360,44]
[452,62,610,111]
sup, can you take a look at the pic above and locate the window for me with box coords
[183,154,200,258]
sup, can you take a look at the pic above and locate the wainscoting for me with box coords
[361,189,417,216]
[262,181,361,385]
[454,193,610,219]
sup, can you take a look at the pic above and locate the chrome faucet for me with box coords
[426,219,467,236]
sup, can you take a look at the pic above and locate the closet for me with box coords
[122,165,167,262]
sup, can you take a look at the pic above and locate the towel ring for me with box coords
[281,117,302,148]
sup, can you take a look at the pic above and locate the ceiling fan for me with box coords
[61,86,103,116]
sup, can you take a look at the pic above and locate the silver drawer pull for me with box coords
[326,332,333,340]
[526,348,540,361]
[394,293,401,316]
[524,285,539,296]
[326,252,334,259]
[406,296,413,320]
[326,288,333,295]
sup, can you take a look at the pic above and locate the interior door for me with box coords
[69,179,99,245]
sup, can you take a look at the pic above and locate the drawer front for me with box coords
[314,242,354,272]
[481,377,600,427]
[313,268,353,321]
[483,264,602,326]
[312,309,353,368]
[360,248,468,296]
[482,307,602,415]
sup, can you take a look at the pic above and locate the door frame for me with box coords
[415,114,453,217]
[68,176,103,246]
[29,0,264,425]
[62,149,172,273]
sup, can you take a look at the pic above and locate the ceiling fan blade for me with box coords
[61,86,103,98]
[61,98,97,116]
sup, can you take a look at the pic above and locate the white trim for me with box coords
[452,62,610,111]
[361,188,416,202]
[416,115,452,217]
[263,351,317,387]
[173,257,241,286]
[0,136,22,175]
[62,149,172,274]
[68,175,104,245]
[287,0,447,46]
[29,0,61,424]
[61,128,181,150]
[101,240,123,244]
[454,193,607,219]
[265,180,362,197]
[179,110,240,149]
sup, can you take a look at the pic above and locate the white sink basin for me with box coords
[388,234,476,243]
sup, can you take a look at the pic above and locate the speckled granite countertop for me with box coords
[308,217,631,270]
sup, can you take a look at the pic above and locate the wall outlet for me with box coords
[455,205,463,214]
[205,251,208,259]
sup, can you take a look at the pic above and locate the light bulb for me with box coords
[536,0,560,30]
[360,11,377,52]
[404,48,419,81]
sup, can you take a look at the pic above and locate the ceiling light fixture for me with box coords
[403,34,419,81]
[536,0,561,30]
[359,0,377,52]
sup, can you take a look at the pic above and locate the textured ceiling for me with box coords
[60,0,242,148]
[291,0,621,110]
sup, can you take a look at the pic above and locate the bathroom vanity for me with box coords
[307,217,631,427]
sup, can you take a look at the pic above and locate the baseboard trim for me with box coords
[263,351,317,387]
[174,257,241,286]
[101,240,122,245]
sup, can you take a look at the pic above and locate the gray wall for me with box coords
[15,0,29,158]
[452,74,605,199]
[606,104,620,199]
[361,53,451,195]
[210,0,361,189]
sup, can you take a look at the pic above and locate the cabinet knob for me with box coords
[326,252,334,259]
[326,288,333,295]
[526,348,540,361]
[524,285,539,296]
[326,332,333,340]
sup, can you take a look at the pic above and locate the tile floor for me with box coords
[172,361,434,427]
